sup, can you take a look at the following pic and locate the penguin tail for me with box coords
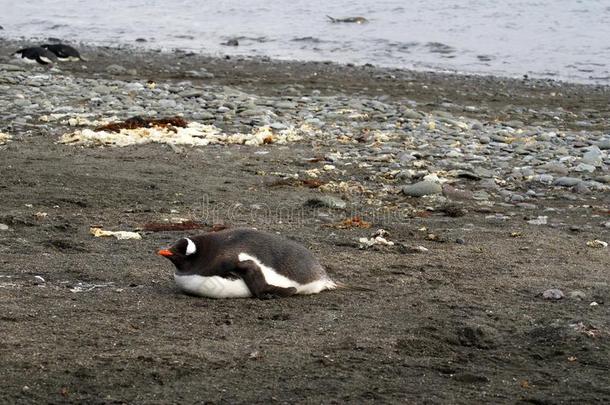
[334,281,375,292]
[326,15,337,22]
[79,56,88,62]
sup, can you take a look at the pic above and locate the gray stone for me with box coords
[106,64,127,74]
[516,203,537,210]
[0,223,9,231]
[573,182,591,194]
[401,109,423,119]
[542,288,564,300]
[0,64,24,71]
[595,175,610,184]
[192,111,215,120]
[554,177,582,187]
[597,138,610,150]
[582,146,603,166]
[574,163,596,173]
[402,181,442,197]
[179,89,203,98]
[158,99,177,109]
[239,108,266,117]
[274,101,297,109]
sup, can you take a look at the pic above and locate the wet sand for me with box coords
[0,41,609,404]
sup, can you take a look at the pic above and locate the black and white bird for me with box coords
[158,228,338,299]
[41,44,85,61]
[13,47,58,65]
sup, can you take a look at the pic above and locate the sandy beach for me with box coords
[1,39,609,403]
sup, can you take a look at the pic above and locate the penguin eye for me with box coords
[184,238,196,256]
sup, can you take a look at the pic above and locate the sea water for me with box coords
[1,0,608,84]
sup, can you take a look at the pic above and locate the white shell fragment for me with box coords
[90,227,142,240]
[586,240,608,248]
[0,132,12,144]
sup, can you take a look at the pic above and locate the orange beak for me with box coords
[157,249,173,257]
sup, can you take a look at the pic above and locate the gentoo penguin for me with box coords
[41,44,85,61]
[13,47,58,65]
[158,228,337,299]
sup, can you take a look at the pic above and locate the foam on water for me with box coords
[1,0,608,83]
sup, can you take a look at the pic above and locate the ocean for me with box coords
[2,0,609,84]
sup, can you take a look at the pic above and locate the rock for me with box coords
[274,101,297,109]
[516,203,537,210]
[542,288,564,300]
[582,146,603,166]
[533,174,554,184]
[304,196,346,209]
[573,182,591,194]
[597,138,610,150]
[554,177,582,187]
[574,163,596,173]
[158,99,177,109]
[179,89,203,98]
[0,223,9,231]
[595,175,610,184]
[0,64,24,72]
[528,216,547,225]
[106,64,127,74]
[442,184,473,200]
[402,180,442,197]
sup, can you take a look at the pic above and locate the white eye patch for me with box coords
[185,238,196,255]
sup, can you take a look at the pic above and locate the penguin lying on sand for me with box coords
[158,228,338,299]
[41,44,85,61]
[13,47,58,65]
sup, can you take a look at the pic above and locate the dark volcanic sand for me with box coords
[1,43,609,404]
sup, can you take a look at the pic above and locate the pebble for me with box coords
[528,216,547,225]
[542,288,564,300]
[402,180,442,197]
[0,223,9,231]
[305,196,346,209]
[106,64,127,74]
[597,138,610,150]
[553,177,582,187]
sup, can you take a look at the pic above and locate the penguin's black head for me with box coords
[157,237,199,270]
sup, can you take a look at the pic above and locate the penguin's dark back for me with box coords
[204,228,326,283]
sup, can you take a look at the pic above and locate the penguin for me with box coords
[157,228,337,299]
[13,47,58,65]
[41,44,85,61]
[326,15,368,24]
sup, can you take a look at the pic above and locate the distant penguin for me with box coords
[41,44,85,61]
[158,228,337,299]
[326,15,368,24]
[13,47,58,65]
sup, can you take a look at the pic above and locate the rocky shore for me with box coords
[1,39,609,403]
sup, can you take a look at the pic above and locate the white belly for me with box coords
[173,274,252,298]
[173,253,337,298]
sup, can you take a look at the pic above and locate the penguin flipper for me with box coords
[236,260,297,299]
